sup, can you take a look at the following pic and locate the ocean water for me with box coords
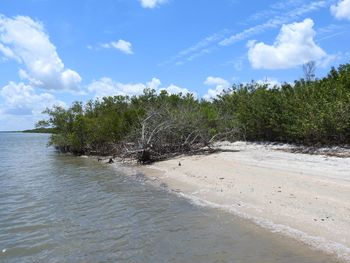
[0,132,339,263]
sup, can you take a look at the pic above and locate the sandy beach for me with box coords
[139,141,350,262]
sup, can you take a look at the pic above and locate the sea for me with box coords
[0,132,339,262]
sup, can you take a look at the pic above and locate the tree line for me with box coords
[38,62,350,162]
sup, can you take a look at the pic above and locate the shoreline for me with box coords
[133,141,350,262]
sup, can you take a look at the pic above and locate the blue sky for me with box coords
[1,0,350,130]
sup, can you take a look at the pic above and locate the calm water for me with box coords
[0,133,339,263]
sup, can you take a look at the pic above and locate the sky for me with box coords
[1,0,350,130]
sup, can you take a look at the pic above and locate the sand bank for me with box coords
[139,141,350,262]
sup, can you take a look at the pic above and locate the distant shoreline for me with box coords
[22,128,55,134]
[0,128,53,134]
[134,141,350,262]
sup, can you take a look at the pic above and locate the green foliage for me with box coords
[218,63,350,145]
[38,89,236,155]
[38,63,350,156]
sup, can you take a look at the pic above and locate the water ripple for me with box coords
[0,133,340,263]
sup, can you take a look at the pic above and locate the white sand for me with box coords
[139,141,350,262]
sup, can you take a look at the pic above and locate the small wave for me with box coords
[175,191,350,263]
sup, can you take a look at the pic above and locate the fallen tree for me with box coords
[120,100,240,163]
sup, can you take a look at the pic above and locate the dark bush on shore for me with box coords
[217,63,350,145]
[38,63,350,162]
[38,89,238,161]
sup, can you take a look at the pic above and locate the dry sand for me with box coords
[139,141,350,262]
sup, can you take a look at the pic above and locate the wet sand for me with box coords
[139,141,350,262]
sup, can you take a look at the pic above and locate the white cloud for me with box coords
[203,77,230,100]
[330,0,350,20]
[317,23,350,41]
[162,1,328,66]
[247,18,327,69]
[88,77,192,99]
[0,81,65,115]
[248,0,306,22]
[147,77,162,90]
[160,29,230,66]
[139,0,167,9]
[147,78,192,95]
[160,84,192,95]
[102,39,134,55]
[256,77,281,88]
[220,1,328,46]
[0,15,81,91]
[204,76,230,87]
[88,78,146,98]
[0,42,18,60]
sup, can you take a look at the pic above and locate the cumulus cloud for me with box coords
[203,77,230,100]
[88,78,146,98]
[162,1,327,66]
[88,77,192,99]
[102,39,134,55]
[0,81,65,115]
[331,0,350,20]
[220,1,327,47]
[0,15,81,91]
[147,77,162,90]
[247,18,327,69]
[160,84,192,95]
[139,0,167,9]
[256,77,281,88]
